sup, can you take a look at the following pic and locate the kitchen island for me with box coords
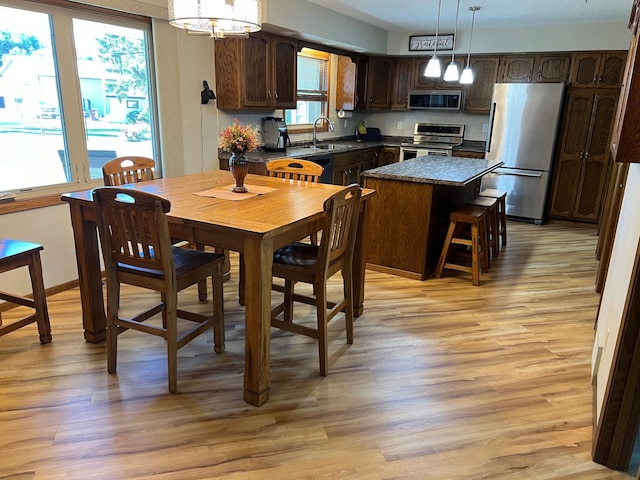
[362,156,503,280]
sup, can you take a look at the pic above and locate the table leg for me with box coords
[241,235,273,406]
[353,204,368,317]
[68,203,106,343]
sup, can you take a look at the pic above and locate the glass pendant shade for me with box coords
[444,61,460,82]
[459,67,474,84]
[425,55,441,77]
[460,6,480,85]
[168,0,262,38]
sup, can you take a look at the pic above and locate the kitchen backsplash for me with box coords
[217,109,490,148]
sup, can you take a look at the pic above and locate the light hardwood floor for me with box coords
[0,221,635,479]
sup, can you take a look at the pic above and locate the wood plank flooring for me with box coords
[0,220,634,479]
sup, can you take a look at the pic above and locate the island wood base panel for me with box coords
[364,177,477,280]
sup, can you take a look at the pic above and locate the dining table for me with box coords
[61,170,374,406]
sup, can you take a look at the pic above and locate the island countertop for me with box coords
[361,155,503,187]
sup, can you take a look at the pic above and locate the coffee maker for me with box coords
[262,117,291,152]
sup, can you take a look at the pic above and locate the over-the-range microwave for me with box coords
[408,90,463,110]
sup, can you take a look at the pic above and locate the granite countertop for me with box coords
[361,155,503,187]
[219,137,488,164]
[454,140,486,153]
[219,137,408,163]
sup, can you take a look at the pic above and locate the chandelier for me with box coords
[168,0,262,39]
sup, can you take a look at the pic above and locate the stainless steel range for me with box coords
[400,123,465,161]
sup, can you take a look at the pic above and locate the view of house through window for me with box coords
[0,3,156,194]
[284,49,329,127]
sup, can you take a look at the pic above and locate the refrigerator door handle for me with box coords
[485,102,496,153]
[494,169,543,178]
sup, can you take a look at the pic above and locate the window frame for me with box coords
[0,0,159,213]
[285,48,331,135]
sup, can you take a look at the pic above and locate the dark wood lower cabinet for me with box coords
[548,88,618,223]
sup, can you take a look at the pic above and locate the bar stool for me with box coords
[467,195,499,260]
[435,206,489,286]
[0,239,52,343]
[479,188,507,248]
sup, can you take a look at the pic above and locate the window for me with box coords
[284,49,330,131]
[0,1,158,197]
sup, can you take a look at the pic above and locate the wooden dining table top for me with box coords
[63,170,373,240]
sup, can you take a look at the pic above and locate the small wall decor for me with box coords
[409,34,455,51]
[126,100,139,108]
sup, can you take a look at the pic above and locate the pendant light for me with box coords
[460,6,480,85]
[425,0,443,78]
[443,0,461,82]
[168,0,262,39]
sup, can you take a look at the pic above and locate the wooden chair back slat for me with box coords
[103,156,156,186]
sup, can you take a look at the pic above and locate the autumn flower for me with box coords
[219,119,259,155]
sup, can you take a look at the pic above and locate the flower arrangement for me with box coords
[219,118,259,155]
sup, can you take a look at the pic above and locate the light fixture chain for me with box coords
[434,0,442,55]
[452,0,460,61]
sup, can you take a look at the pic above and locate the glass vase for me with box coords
[229,152,249,193]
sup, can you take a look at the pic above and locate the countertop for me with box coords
[219,137,486,164]
[361,155,503,187]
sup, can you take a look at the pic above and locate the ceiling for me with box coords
[305,0,633,33]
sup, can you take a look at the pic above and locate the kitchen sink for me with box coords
[305,144,338,150]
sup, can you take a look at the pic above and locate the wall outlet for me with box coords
[397,121,403,130]
[482,124,489,133]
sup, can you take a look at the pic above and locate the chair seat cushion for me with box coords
[273,242,319,267]
[118,246,223,277]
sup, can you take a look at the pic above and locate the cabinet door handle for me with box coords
[274,90,279,99]
[584,152,589,161]
[267,91,271,99]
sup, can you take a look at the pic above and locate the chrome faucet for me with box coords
[313,116,334,148]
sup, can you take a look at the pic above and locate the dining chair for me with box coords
[0,239,52,344]
[270,183,362,376]
[266,158,325,245]
[237,159,325,306]
[92,187,225,393]
[103,155,209,300]
[102,156,155,186]
[266,158,324,182]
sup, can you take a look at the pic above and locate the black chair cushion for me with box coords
[273,242,319,267]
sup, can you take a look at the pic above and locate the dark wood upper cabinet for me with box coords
[499,56,535,83]
[392,57,412,110]
[411,57,463,89]
[463,56,500,113]
[271,36,298,108]
[533,55,571,83]
[336,55,356,111]
[366,57,394,109]
[569,52,627,89]
[499,55,571,83]
[214,32,297,109]
[355,55,369,110]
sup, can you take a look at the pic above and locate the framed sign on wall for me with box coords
[409,34,455,51]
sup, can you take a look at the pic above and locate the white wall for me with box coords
[388,22,631,56]
[594,163,640,420]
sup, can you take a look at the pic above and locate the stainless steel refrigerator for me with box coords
[482,82,565,224]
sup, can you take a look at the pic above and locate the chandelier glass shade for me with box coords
[168,0,262,38]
